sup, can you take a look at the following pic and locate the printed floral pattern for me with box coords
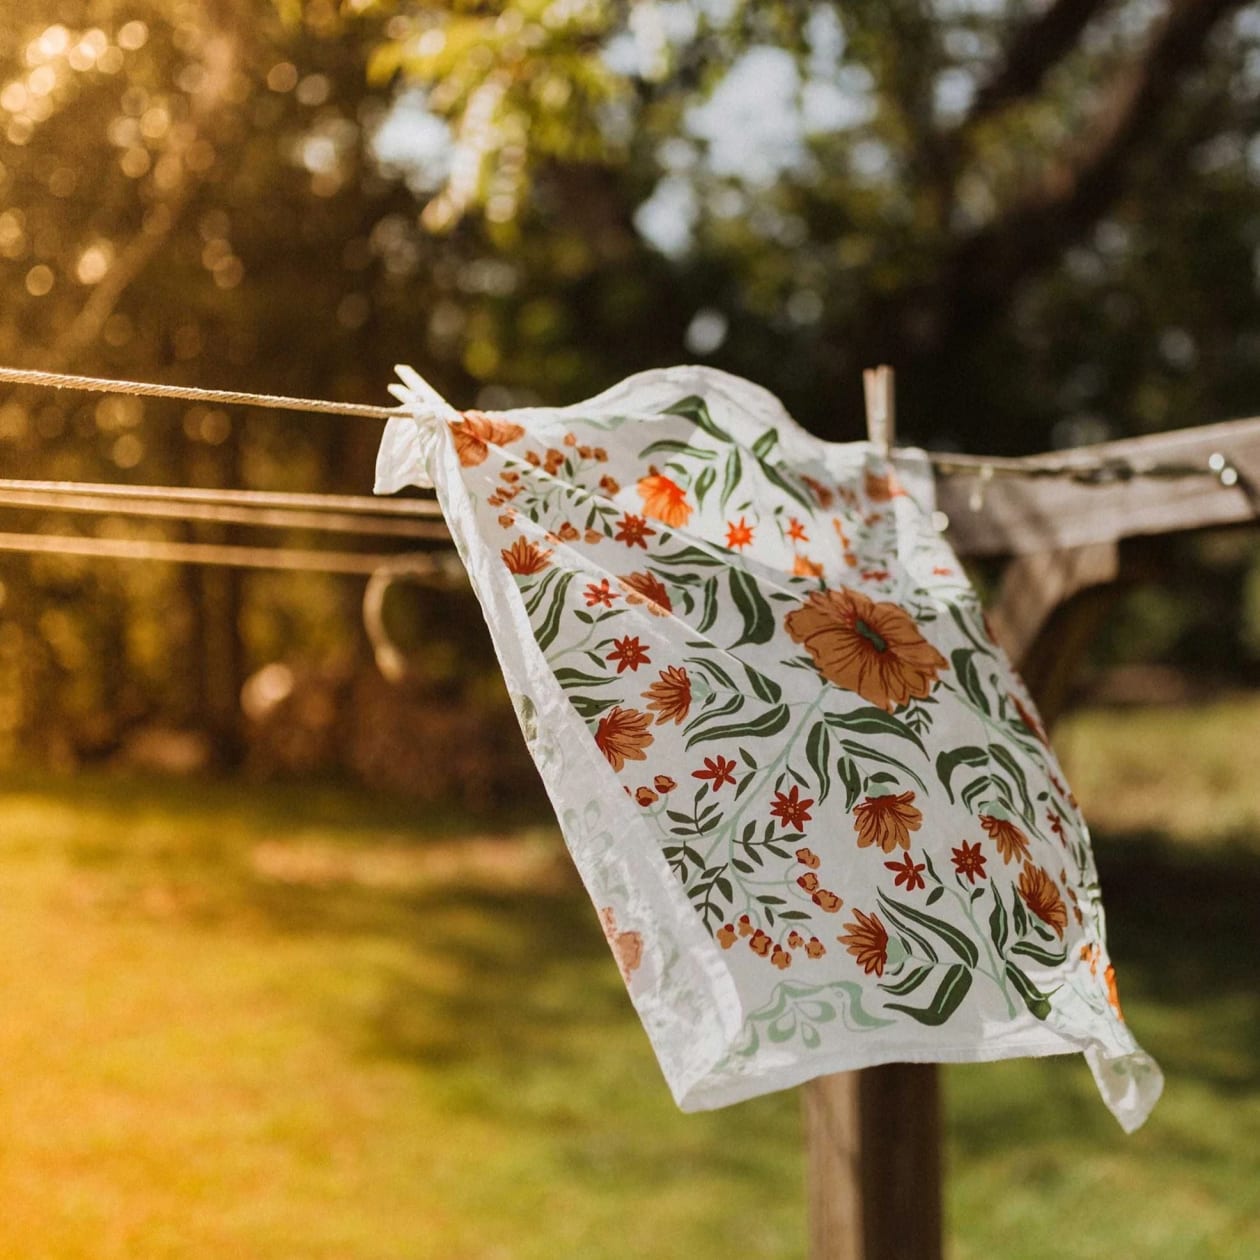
[379,364,1161,1132]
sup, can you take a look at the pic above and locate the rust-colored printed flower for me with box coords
[839,909,889,977]
[619,570,673,615]
[797,872,820,893]
[501,537,553,575]
[749,929,772,957]
[812,889,843,913]
[795,847,820,869]
[634,786,658,806]
[784,587,947,712]
[805,937,826,959]
[979,814,1031,865]
[584,579,617,608]
[607,635,651,674]
[771,945,792,970]
[448,411,525,467]
[951,840,987,884]
[853,791,923,853]
[885,852,926,891]
[614,513,656,549]
[717,924,737,949]
[641,665,691,725]
[637,472,693,527]
[594,706,654,772]
[1018,863,1069,939]
[770,785,814,831]
[654,774,677,794]
[692,755,737,791]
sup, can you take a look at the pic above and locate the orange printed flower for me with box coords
[805,937,826,959]
[792,554,825,578]
[607,635,651,674]
[634,786,658,806]
[979,814,1031,865]
[787,930,805,949]
[641,665,691,725]
[784,587,947,712]
[654,774,677,794]
[797,872,820,893]
[725,516,754,549]
[563,432,578,447]
[599,474,621,496]
[637,472,693,527]
[770,785,814,831]
[771,945,792,970]
[614,513,656,549]
[737,914,754,937]
[594,706,654,772]
[497,513,515,529]
[599,907,643,981]
[501,537,553,575]
[853,791,923,853]
[555,521,580,542]
[802,474,835,508]
[692,755,737,791]
[448,411,526,467]
[717,924,737,949]
[544,448,566,473]
[1047,809,1067,843]
[839,909,889,977]
[812,888,843,913]
[796,847,820,869]
[861,569,890,582]
[1080,942,1100,976]
[786,517,809,542]
[1104,964,1123,1018]
[619,570,673,615]
[885,852,926,891]
[749,929,772,957]
[1018,863,1069,939]
[951,840,987,884]
[864,469,906,501]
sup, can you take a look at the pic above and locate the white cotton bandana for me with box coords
[375,365,1162,1131]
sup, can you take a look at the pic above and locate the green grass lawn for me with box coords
[0,696,1257,1258]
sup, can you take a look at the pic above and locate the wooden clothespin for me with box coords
[862,364,895,457]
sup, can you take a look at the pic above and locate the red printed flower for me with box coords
[839,909,889,977]
[653,775,677,794]
[634,786,658,806]
[637,472,693,527]
[584,579,617,608]
[594,707,654,772]
[786,517,809,543]
[501,537,553,575]
[725,516,754,549]
[951,840,987,884]
[641,665,691,725]
[770,785,814,831]
[614,513,656,549]
[885,853,926,892]
[607,635,651,674]
[692,755,737,791]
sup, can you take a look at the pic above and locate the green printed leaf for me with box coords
[989,744,1035,823]
[652,545,727,568]
[951,648,990,715]
[839,740,929,792]
[1011,939,1067,967]
[720,447,743,509]
[879,964,934,997]
[886,963,973,1026]
[665,395,734,444]
[805,721,832,803]
[989,887,1010,956]
[1005,961,1053,1020]
[693,463,717,507]
[757,457,814,510]
[687,703,791,748]
[534,572,575,651]
[751,427,778,459]
[641,438,717,459]
[568,695,620,719]
[697,576,720,634]
[744,664,782,704]
[825,706,926,754]
[936,745,989,801]
[728,568,775,647]
[879,893,980,968]
[837,756,862,811]
[553,667,616,689]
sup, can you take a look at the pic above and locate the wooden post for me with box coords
[804,367,944,1260]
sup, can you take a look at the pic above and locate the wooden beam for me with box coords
[936,415,1260,557]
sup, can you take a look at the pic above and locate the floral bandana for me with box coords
[375,365,1162,1132]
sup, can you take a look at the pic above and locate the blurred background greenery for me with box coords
[0,1,1259,1255]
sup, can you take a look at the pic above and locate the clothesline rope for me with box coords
[0,363,1244,486]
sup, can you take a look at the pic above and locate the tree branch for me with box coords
[966,0,1112,127]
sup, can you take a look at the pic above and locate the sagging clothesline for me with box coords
[0,363,1247,487]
